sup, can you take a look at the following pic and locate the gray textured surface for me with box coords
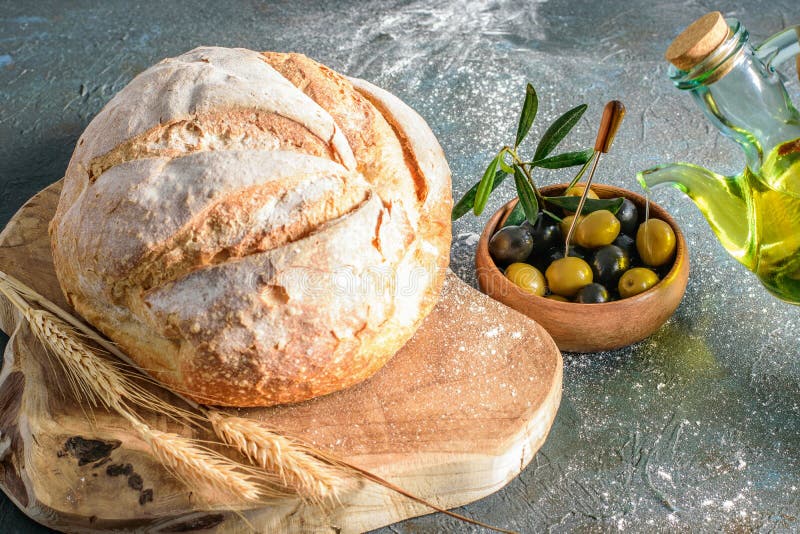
[1,0,799,532]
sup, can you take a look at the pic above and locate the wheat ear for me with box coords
[126,418,276,503]
[0,284,283,504]
[209,410,516,533]
[0,272,515,532]
[35,311,285,503]
[25,308,202,426]
[26,308,127,410]
[31,313,280,503]
[208,411,352,504]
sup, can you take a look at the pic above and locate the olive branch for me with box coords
[452,83,623,226]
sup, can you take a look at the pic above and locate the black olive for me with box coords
[544,245,588,266]
[655,262,673,279]
[615,198,639,236]
[575,283,611,303]
[529,252,551,273]
[612,233,638,262]
[522,212,562,261]
[590,244,630,288]
[489,225,534,266]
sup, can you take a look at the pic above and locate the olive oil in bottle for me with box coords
[749,139,800,302]
[639,138,800,303]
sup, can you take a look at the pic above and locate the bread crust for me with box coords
[50,47,452,406]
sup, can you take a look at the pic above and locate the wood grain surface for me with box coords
[0,181,562,533]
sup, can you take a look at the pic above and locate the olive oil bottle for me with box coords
[639,13,800,304]
[640,138,800,303]
[750,139,800,301]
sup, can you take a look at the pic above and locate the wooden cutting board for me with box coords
[0,181,562,533]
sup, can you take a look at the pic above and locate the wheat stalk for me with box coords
[0,282,284,505]
[126,418,275,503]
[0,271,514,532]
[26,309,202,426]
[207,410,352,504]
[27,309,128,412]
[209,412,516,532]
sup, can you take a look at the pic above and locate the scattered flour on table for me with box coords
[456,232,480,246]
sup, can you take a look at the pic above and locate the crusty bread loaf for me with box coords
[50,47,451,407]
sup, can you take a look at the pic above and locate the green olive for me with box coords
[559,214,584,242]
[545,294,570,302]
[574,209,620,248]
[545,256,593,297]
[618,267,660,298]
[636,219,676,267]
[563,186,599,215]
[505,263,546,296]
[565,185,599,200]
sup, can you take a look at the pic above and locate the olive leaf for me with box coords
[567,155,595,189]
[512,165,538,225]
[533,104,588,162]
[502,202,527,227]
[473,155,502,216]
[532,148,594,169]
[544,195,624,214]
[456,84,591,225]
[451,169,509,220]
[542,209,563,222]
[502,200,565,227]
[498,157,515,175]
[514,84,538,148]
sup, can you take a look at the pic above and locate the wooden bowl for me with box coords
[476,183,689,353]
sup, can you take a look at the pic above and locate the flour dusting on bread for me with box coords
[50,47,451,406]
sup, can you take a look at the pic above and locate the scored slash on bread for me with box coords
[50,47,452,407]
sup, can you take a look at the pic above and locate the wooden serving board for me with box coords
[0,181,562,533]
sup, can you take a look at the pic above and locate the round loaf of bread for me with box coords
[50,47,451,407]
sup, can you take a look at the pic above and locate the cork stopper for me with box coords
[665,12,729,71]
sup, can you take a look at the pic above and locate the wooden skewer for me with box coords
[593,100,626,154]
[564,100,626,256]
